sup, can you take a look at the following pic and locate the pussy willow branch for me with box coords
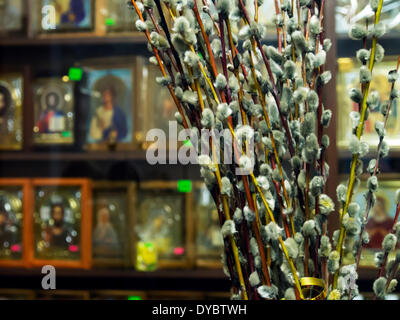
[333,0,385,289]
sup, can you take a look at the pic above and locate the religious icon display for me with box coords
[33,78,74,145]
[38,0,94,34]
[92,182,134,267]
[337,57,400,150]
[135,181,193,269]
[0,74,23,150]
[193,183,223,268]
[28,179,92,269]
[84,66,135,151]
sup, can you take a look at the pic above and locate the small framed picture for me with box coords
[38,0,94,34]
[82,62,136,151]
[0,73,23,150]
[336,0,400,35]
[27,179,92,269]
[135,58,177,150]
[90,290,147,300]
[92,181,136,267]
[35,290,90,300]
[341,174,400,270]
[193,182,223,268]
[135,181,194,269]
[0,179,30,267]
[33,77,74,145]
[0,0,25,36]
[337,57,400,150]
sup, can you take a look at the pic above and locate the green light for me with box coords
[177,180,192,193]
[145,242,154,249]
[105,18,115,26]
[183,139,192,147]
[128,296,142,300]
[68,67,83,81]
[62,131,72,138]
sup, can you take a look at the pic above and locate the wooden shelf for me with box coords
[0,35,147,47]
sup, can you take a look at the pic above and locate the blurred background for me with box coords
[0,0,398,300]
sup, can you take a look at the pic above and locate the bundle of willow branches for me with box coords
[127,0,400,300]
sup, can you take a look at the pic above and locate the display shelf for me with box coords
[0,35,147,47]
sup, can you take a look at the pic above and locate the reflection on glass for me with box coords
[0,74,23,150]
[34,186,81,260]
[92,189,128,261]
[0,187,23,260]
[136,189,185,262]
[337,58,400,149]
[138,61,176,149]
[40,0,93,33]
[194,184,223,261]
[104,0,138,33]
[336,0,400,34]
[33,78,74,145]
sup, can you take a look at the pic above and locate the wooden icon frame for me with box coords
[27,178,92,269]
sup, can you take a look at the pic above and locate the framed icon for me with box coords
[0,0,25,36]
[0,179,30,267]
[135,57,177,151]
[27,178,92,269]
[0,73,23,150]
[193,182,223,268]
[90,290,147,300]
[135,181,194,269]
[92,181,135,267]
[337,57,400,151]
[341,174,400,271]
[33,77,74,145]
[336,0,400,35]
[83,63,136,151]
